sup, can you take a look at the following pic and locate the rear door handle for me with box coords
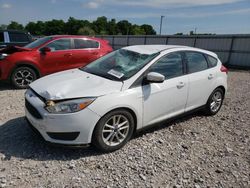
[91,51,98,55]
[208,74,214,80]
[177,82,185,89]
[64,53,73,57]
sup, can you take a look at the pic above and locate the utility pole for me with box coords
[159,15,164,35]
[195,27,197,35]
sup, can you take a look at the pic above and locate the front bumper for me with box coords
[25,89,101,145]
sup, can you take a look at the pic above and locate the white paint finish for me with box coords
[25,89,101,144]
[123,45,181,54]
[25,45,227,145]
[30,69,123,100]
[122,45,218,57]
[143,75,189,126]
[185,62,225,112]
[185,69,212,111]
[88,86,144,129]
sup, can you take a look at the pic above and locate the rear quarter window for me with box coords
[9,32,29,42]
[206,55,218,68]
[74,39,99,49]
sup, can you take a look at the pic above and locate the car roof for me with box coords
[123,45,217,57]
[50,35,104,42]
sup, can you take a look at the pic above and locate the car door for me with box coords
[142,52,189,126]
[184,51,216,111]
[38,38,73,75]
[70,38,100,68]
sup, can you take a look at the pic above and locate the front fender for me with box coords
[88,88,143,130]
[10,61,41,78]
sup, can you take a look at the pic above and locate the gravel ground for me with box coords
[0,70,249,188]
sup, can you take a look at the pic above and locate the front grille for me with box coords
[25,99,43,119]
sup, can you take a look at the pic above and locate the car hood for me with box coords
[30,69,123,100]
[0,45,31,54]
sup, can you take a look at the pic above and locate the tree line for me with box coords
[0,16,156,36]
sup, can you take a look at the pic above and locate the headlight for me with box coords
[45,98,96,114]
[0,53,8,60]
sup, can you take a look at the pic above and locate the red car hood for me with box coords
[0,46,32,54]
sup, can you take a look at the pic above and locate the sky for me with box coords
[0,0,250,34]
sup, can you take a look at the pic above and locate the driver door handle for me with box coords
[177,82,185,89]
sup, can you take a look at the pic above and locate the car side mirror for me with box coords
[40,47,51,54]
[145,72,165,83]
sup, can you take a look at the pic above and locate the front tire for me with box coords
[92,110,135,152]
[11,67,37,89]
[205,88,224,115]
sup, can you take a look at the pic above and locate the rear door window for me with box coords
[185,52,208,73]
[9,32,30,42]
[74,39,99,49]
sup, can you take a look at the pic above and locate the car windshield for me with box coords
[81,49,159,81]
[25,36,53,49]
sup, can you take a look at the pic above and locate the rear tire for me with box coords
[92,109,135,152]
[11,67,37,89]
[205,88,224,116]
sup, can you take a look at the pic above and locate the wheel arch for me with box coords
[91,107,138,142]
[215,85,226,99]
[207,85,226,103]
[205,85,226,116]
[9,61,41,79]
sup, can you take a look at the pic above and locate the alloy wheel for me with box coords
[210,91,222,113]
[102,115,130,146]
[14,69,34,87]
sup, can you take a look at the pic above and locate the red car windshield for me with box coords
[25,36,53,49]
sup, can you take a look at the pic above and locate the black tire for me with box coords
[11,67,37,89]
[205,88,224,116]
[92,109,135,152]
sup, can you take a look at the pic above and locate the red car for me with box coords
[0,35,113,88]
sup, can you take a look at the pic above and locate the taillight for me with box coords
[220,65,228,74]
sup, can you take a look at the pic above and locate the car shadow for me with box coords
[0,111,204,161]
[0,117,101,161]
[134,110,204,138]
[0,81,13,91]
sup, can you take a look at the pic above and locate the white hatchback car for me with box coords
[25,45,228,152]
